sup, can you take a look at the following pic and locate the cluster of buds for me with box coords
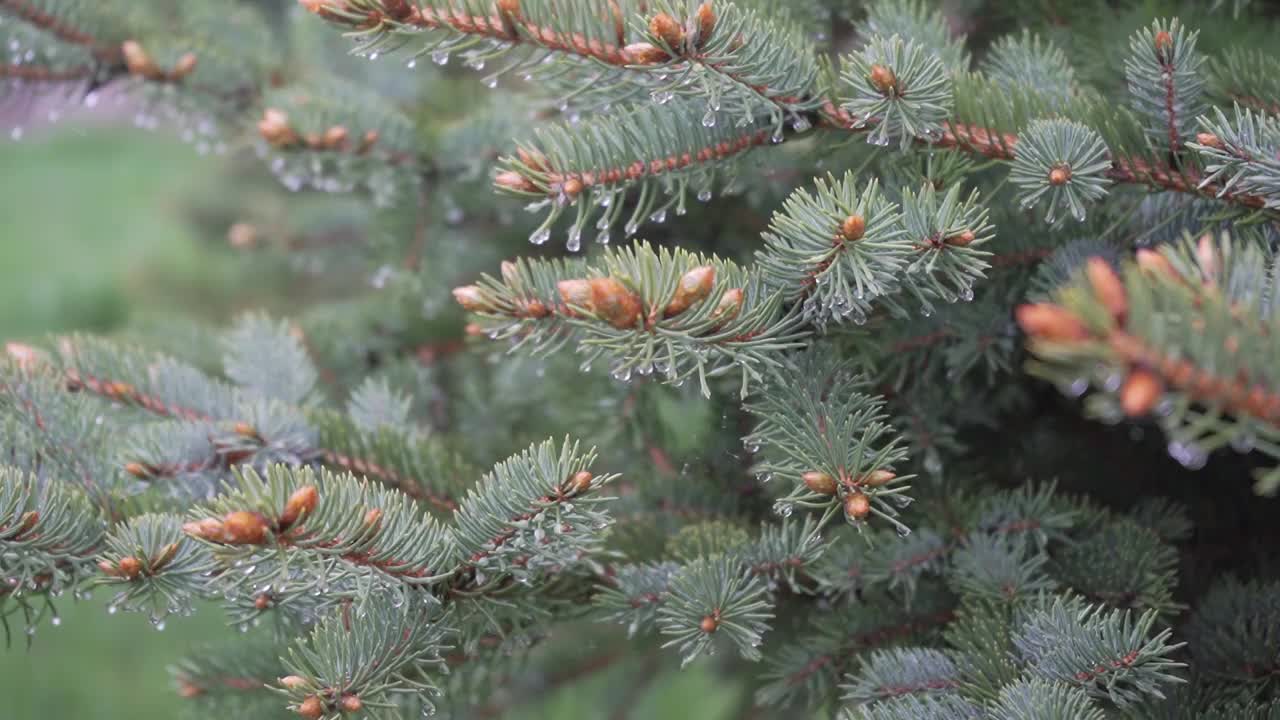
[121,40,197,82]
[801,469,895,519]
[558,277,644,329]
[281,676,363,718]
[258,108,380,153]
[624,3,717,65]
[183,485,318,545]
[98,542,179,580]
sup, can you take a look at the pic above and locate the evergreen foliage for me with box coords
[4,0,1280,717]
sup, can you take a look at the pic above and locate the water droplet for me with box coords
[567,228,582,252]
[770,132,784,144]
[107,604,118,615]
[596,229,611,245]
[773,501,794,518]
[485,76,498,89]
[432,50,450,65]
[611,365,632,382]
[1068,377,1089,397]
[649,209,667,224]
[792,116,811,132]
[1231,432,1256,453]
[697,189,712,202]
[959,286,974,302]
[895,524,912,538]
[701,109,717,128]
[529,227,551,245]
[151,617,166,632]
[1167,440,1207,470]
[407,59,417,68]
[51,616,61,626]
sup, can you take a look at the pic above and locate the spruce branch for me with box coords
[1019,235,1280,492]
[657,554,773,666]
[1184,576,1280,685]
[1190,105,1280,210]
[840,646,960,705]
[92,513,215,625]
[989,678,1107,720]
[454,241,809,397]
[0,0,121,61]
[842,693,982,720]
[1123,18,1207,154]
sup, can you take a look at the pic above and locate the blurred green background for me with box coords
[0,126,742,719]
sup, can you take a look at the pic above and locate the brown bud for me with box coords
[255,593,273,610]
[464,322,484,336]
[357,129,379,153]
[121,40,160,79]
[664,265,716,317]
[1195,132,1224,149]
[494,170,537,193]
[608,0,625,45]
[1048,165,1071,186]
[298,696,325,719]
[171,53,198,80]
[868,64,896,93]
[844,492,871,519]
[860,469,896,487]
[695,3,716,47]
[650,13,686,51]
[500,260,520,285]
[339,694,363,713]
[1136,248,1179,280]
[151,542,180,572]
[258,109,297,147]
[222,511,269,545]
[280,485,319,529]
[1120,369,1163,417]
[802,471,837,495]
[452,285,491,313]
[1085,257,1127,322]
[177,679,204,698]
[183,518,225,541]
[558,279,593,310]
[298,0,345,20]
[946,230,976,247]
[589,278,643,329]
[280,675,308,690]
[699,615,719,633]
[497,0,521,19]
[98,560,119,576]
[1015,303,1090,342]
[712,288,744,324]
[1196,234,1218,280]
[363,508,383,529]
[1154,30,1173,52]
[623,42,671,65]
[227,222,258,249]
[125,462,150,478]
[840,214,866,243]
[4,342,43,371]
[569,470,593,493]
[13,510,37,538]
[118,556,143,580]
[516,147,546,172]
[561,176,585,198]
[233,421,258,438]
[322,125,348,150]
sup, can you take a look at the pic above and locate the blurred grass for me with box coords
[0,126,743,719]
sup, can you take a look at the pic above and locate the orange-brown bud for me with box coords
[844,492,871,519]
[695,3,716,47]
[298,696,325,719]
[608,0,625,45]
[233,421,258,438]
[650,13,686,50]
[1015,303,1090,342]
[1048,165,1071,186]
[183,518,225,541]
[356,129,379,154]
[280,675,308,690]
[4,342,44,370]
[227,222,258,249]
[280,485,319,529]
[561,176,585,198]
[494,170,537,193]
[171,53,198,80]
[1135,248,1179,280]
[121,40,160,79]
[623,42,671,65]
[557,279,593,310]
[1195,132,1224,149]
[258,109,297,147]
[151,542,180,572]
[339,694,363,713]
[860,469,896,487]
[497,0,521,19]
[1196,234,1218,280]
[1086,257,1127,323]
[98,560,119,576]
[1154,30,1173,52]
[664,265,716,317]
[589,277,643,329]
[452,285,491,313]
[569,470,593,493]
[222,511,269,545]
[516,147,546,172]
[322,125,348,150]
[363,508,383,529]
[125,462,150,478]
[1120,369,1163,417]
[177,679,204,698]
[699,615,719,633]
[118,556,143,579]
[946,230,976,247]
[255,593,273,610]
[841,214,866,243]
[868,64,896,93]
[712,288,744,324]
[802,471,837,495]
